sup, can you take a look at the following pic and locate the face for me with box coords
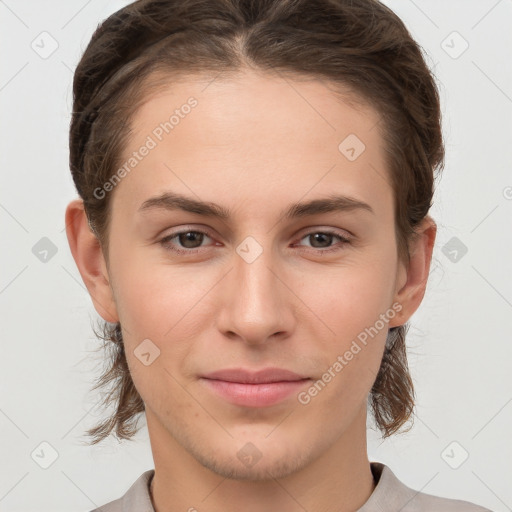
[93,69,412,479]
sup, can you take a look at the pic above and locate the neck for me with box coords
[147,405,376,512]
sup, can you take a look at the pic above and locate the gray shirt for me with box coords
[91,462,492,511]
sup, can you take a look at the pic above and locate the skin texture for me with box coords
[66,68,436,512]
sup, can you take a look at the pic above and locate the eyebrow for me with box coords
[138,191,375,220]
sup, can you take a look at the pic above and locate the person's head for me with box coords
[66,0,443,477]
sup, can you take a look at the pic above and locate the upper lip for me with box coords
[201,368,309,384]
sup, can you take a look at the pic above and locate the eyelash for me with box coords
[159,228,352,256]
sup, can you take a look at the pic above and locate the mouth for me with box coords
[199,368,312,407]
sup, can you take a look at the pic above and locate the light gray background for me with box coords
[1,1,511,510]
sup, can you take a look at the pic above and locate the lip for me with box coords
[202,367,308,384]
[200,367,312,407]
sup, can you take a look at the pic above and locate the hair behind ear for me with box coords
[369,325,415,437]
[83,322,145,445]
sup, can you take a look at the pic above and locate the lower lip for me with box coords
[200,378,311,407]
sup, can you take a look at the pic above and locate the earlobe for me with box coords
[65,199,119,323]
[388,216,437,328]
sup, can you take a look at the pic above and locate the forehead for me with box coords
[111,69,393,222]
[131,68,381,148]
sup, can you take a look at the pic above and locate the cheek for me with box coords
[111,253,204,334]
[296,258,395,396]
[301,285,389,415]
[300,258,397,340]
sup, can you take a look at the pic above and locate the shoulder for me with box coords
[89,469,155,512]
[406,493,492,511]
[360,462,493,512]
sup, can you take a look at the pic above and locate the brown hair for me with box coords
[69,0,444,444]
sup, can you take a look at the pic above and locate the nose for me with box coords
[215,240,296,346]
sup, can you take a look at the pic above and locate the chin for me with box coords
[194,443,314,481]
[162,416,316,481]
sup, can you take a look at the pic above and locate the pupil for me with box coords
[312,233,331,248]
[180,232,203,248]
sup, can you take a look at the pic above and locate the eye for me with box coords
[159,228,352,256]
[159,229,215,255]
[294,230,352,254]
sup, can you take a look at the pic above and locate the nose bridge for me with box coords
[217,235,293,343]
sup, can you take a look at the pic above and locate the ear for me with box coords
[65,199,119,323]
[388,215,437,328]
